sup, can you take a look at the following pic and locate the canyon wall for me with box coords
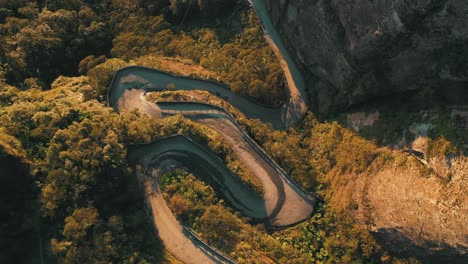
[265,0,468,115]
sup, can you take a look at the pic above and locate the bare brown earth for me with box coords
[117,89,161,117]
[328,154,468,258]
[264,35,309,127]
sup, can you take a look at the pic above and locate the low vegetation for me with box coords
[161,170,312,263]
[1,0,462,263]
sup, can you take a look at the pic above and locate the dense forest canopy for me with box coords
[0,0,465,263]
[0,0,284,105]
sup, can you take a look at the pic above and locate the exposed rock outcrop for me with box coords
[265,0,468,116]
[264,0,468,259]
[328,154,468,260]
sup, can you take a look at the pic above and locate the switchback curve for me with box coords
[107,1,315,263]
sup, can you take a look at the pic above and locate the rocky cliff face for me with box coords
[265,0,468,116]
[264,0,468,259]
[344,156,468,261]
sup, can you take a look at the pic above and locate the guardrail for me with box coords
[181,135,265,198]
[136,155,238,264]
[156,101,322,203]
[182,226,238,264]
[106,0,319,261]
[107,65,285,111]
[129,134,264,198]
[247,0,270,36]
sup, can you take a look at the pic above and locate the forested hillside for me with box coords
[0,1,465,263]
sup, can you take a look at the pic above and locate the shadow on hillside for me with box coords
[325,81,468,155]
[373,228,468,264]
[0,152,39,263]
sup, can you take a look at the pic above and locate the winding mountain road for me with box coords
[107,1,314,263]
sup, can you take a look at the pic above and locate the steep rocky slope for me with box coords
[265,0,468,115]
[331,155,468,261]
[264,0,468,260]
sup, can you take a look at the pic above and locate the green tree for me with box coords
[198,205,242,252]
[62,207,100,241]
[86,58,128,98]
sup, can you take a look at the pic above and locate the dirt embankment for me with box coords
[329,154,468,260]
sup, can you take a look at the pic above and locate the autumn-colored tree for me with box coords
[198,205,242,252]
[0,2,112,85]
